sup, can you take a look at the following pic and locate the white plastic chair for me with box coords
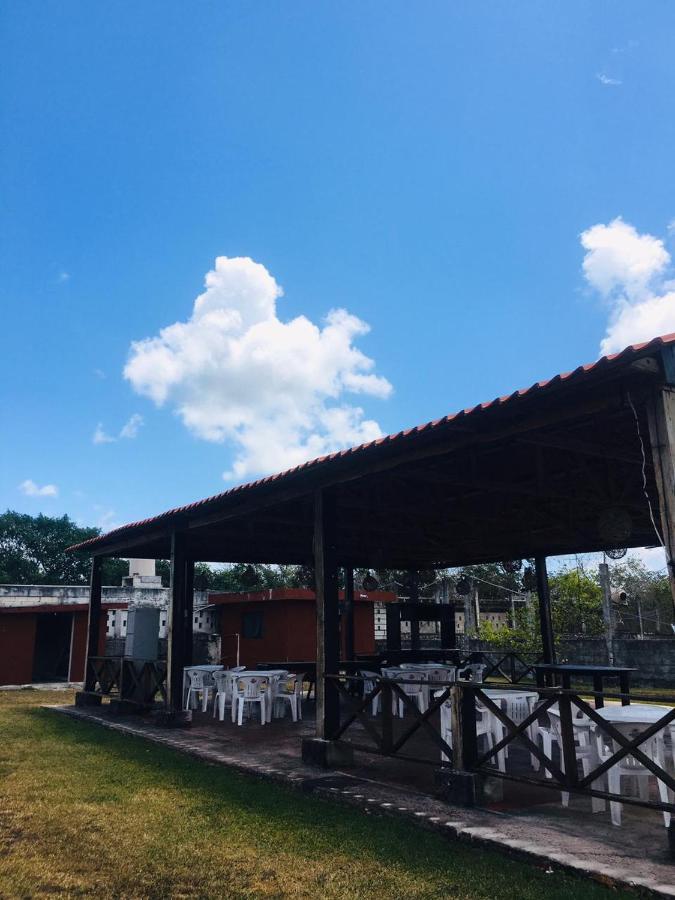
[594,720,671,827]
[492,692,538,765]
[360,670,382,715]
[212,670,234,721]
[438,695,506,771]
[422,667,455,711]
[231,675,268,725]
[274,673,304,722]
[184,668,213,712]
[381,667,427,718]
[457,663,486,683]
[543,706,606,813]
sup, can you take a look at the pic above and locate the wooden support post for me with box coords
[598,562,615,667]
[166,531,188,713]
[184,559,195,669]
[343,567,355,662]
[408,571,420,651]
[646,387,675,615]
[439,604,456,649]
[83,556,103,692]
[385,603,401,652]
[314,489,340,739]
[535,556,556,665]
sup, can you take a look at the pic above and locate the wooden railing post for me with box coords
[439,681,480,805]
[558,692,579,791]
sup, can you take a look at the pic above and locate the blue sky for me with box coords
[2,2,675,541]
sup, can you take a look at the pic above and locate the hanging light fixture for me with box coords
[606,547,628,560]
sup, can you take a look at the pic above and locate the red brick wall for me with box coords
[0,614,37,685]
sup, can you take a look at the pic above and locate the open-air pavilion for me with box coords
[68,333,675,847]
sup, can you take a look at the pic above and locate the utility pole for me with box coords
[463,582,479,635]
[599,562,615,666]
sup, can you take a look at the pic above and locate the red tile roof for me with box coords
[69,332,675,554]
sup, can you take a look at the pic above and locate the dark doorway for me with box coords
[32,613,73,682]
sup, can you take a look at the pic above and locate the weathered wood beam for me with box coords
[166,531,188,713]
[314,488,340,739]
[646,387,675,612]
[343,567,355,662]
[184,559,195,668]
[535,556,556,665]
[83,556,103,692]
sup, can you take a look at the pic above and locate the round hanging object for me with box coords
[597,507,633,545]
[362,574,379,592]
[455,575,472,596]
[605,547,628,560]
[502,559,522,574]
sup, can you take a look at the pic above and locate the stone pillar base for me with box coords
[435,768,503,806]
[301,738,354,768]
[74,691,102,708]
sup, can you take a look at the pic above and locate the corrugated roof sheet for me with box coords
[69,332,675,553]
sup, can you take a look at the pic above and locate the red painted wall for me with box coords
[68,612,107,681]
[0,603,123,686]
[0,614,37,685]
[213,589,389,666]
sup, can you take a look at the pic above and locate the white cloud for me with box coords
[92,423,115,445]
[124,255,392,481]
[93,506,119,531]
[119,413,144,439]
[19,479,58,498]
[596,73,622,86]
[92,414,144,444]
[580,217,675,354]
[627,546,667,572]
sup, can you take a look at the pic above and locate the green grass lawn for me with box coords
[0,691,632,900]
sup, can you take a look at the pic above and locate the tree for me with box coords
[549,567,603,636]
[0,510,99,585]
[608,558,673,635]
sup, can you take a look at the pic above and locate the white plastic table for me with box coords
[233,670,290,722]
[595,704,675,725]
[593,703,675,827]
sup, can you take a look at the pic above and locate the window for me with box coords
[242,611,264,639]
